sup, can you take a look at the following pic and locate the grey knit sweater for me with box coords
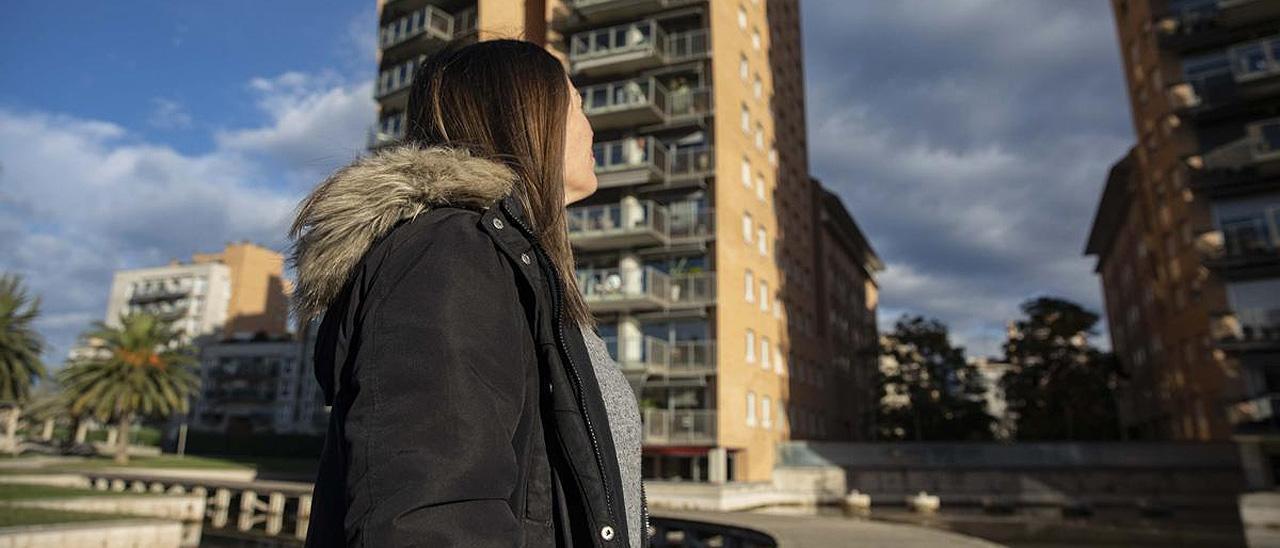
[577,322,643,548]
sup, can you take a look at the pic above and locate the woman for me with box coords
[288,39,647,547]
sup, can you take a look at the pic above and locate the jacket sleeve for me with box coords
[353,217,531,547]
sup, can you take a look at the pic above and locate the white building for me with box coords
[103,261,234,343]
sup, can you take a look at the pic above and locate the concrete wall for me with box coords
[0,519,183,548]
[776,441,1247,509]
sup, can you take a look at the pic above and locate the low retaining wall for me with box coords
[3,494,205,547]
[775,441,1246,512]
[0,519,183,548]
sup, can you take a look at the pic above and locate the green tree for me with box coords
[877,315,994,441]
[59,312,200,464]
[0,273,47,454]
[1000,297,1122,440]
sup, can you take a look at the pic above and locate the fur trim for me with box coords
[287,144,517,322]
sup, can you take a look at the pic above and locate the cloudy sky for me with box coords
[0,0,1133,365]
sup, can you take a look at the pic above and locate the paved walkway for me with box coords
[650,508,1005,548]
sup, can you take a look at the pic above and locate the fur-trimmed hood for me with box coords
[287,145,517,322]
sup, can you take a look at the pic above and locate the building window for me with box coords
[745,269,755,302]
[773,297,782,319]
[746,329,756,362]
[754,76,763,100]
[740,54,749,81]
[762,396,772,428]
[738,5,748,30]
[741,103,750,134]
[775,346,784,374]
[742,156,752,187]
[758,226,767,256]
[762,338,770,369]
[743,212,753,242]
[746,390,756,426]
[755,123,765,150]
[760,280,769,311]
[752,28,761,51]
[756,174,765,201]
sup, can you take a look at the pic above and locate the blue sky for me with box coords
[0,1,1134,366]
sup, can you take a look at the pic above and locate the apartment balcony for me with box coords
[1167,34,1280,122]
[1154,0,1280,52]
[378,4,477,63]
[594,137,668,187]
[568,21,709,77]
[1187,120,1280,196]
[1198,217,1280,278]
[581,78,712,131]
[559,0,704,27]
[568,200,670,251]
[129,283,193,304]
[367,112,407,150]
[592,138,714,191]
[603,335,716,378]
[642,408,716,445]
[1227,394,1280,434]
[578,266,715,312]
[1210,308,1280,351]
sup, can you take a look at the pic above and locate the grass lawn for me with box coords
[0,506,130,528]
[0,483,160,501]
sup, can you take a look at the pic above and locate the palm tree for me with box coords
[59,312,200,464]
[0,273,47,455]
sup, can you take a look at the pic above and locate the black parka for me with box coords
[289,145,647,547]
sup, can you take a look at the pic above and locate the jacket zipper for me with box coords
[641,482,650,546]
[499,201,622,544]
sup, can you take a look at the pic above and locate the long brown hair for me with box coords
[404,39,594,329]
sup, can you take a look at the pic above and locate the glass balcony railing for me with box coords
[567,200,669,242]
[1170,34,1280,113]
[594,137,668,175]
[376,57,419,99]
[368,112,407,149]
[643,408,716,444]
[666,209,715,241]
[1211,309,1280,345]
[576,266,715,309]
[582,77,666,116]
[668,145,714,179]
[570,20,663,62]
[577,266,672,306]
[601,336,716,376]
[379,5,477,51]
[569,22,708,75]
[1219,214,1279,258]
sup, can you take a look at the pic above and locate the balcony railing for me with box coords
[578,266,671,310]
[568,201,669,250]
[1155,0,1280,51]
[592,139,713,189]
[130,282,193,303]
[379,5,477,52]
[569,23,708,76]
[1211,308,1280,346]
[1169,34,1280,116]
[580,78,712,130]
[643,408,715,445]
[368,112,407,149]
[602,336,716,376]
[1229,393,1280,428]
[577,266,715,311]
[376,57,419,99]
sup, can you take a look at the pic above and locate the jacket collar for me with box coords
[288,144,519,322]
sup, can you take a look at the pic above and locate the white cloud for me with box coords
[148,98,193,130]
[0,72,375,367]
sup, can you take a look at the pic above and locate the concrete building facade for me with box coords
[191,334,325,435]
[372,0,879,484]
